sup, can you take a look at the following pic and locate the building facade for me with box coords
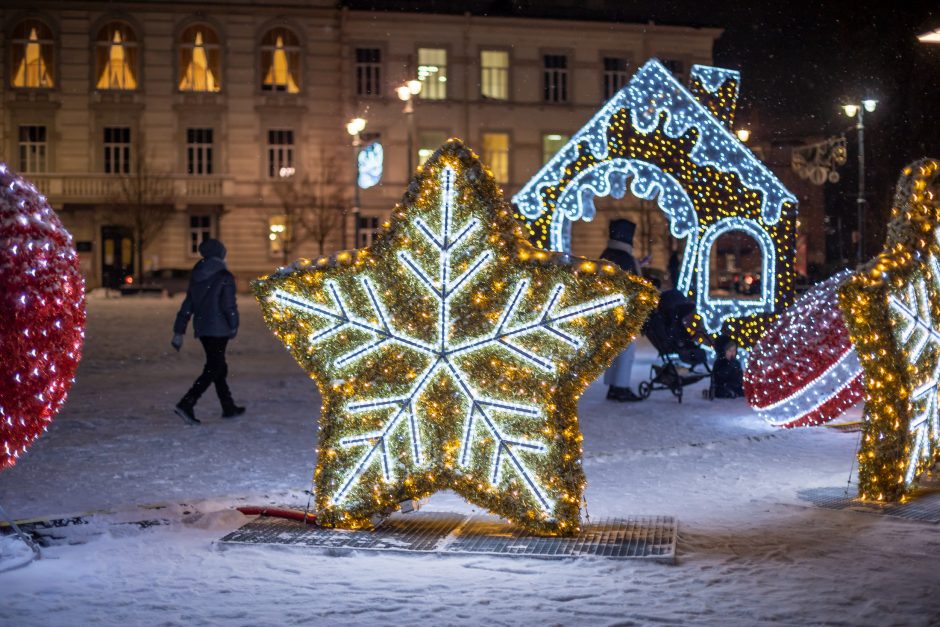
[0,0,720,289]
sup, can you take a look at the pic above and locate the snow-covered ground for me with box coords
[1,295,939,625]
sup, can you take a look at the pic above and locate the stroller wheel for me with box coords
[638,380,652,399]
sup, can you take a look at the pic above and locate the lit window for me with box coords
[186,128,213,175]
[260,28,300,93]
[103,127,131,174]
[269,215,288,256]
[18,126,48,173]
[355,48,382,97]
[481,132,509,184]
[357,215,380,248]
[417,48,447,100]
[178,25,221,92]
[267,129,294,179]
[602,57,629,100]
[542,133,569,164]
[543,54,568,103]
[189,214,213,255]
[480,50,508,100]
[417,130,448,166]
[11,20,55,89]
[95,22,138,90]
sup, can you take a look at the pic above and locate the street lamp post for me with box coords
[842,99,877,265]
[396,79,422,177]
[346,116,366,249]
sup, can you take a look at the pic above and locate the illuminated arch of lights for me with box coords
[513,59,799,346]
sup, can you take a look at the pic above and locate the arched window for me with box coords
[260,27,300,93]
[178,24,220,92]
[11,19,55,88]
[708,230,764,299]
[95,22,138,90]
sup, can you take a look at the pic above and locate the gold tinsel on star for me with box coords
[838,158,940,502]
[253,140,657,535]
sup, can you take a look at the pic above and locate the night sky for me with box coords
[347,0,940,261]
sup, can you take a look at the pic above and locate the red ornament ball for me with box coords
[744,271,863,428]
[0,164,86,470]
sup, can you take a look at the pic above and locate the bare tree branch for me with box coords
[272,148,347,263]
[108,142,176,283]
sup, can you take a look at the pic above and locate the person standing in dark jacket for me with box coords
[171,238,244,424]
[712,335,745,399]
[600,219,643,402]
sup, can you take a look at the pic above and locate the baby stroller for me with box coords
[637,302,713,403]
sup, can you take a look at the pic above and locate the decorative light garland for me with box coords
[512,59,798,348]
[0,163,86,471]
[838,158,940,501]
[253,141,658,535]
[745,271,863,428]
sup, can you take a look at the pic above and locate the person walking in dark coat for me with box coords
[601,219,643,402]
[171,238,244,424]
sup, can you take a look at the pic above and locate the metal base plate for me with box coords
[799,486,940,524]
[219,512,677,562]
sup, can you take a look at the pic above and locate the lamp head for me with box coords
[842,103,859,118]
[346,117,366,136]
[735,128,751,143]
[396,85,412,101]
[862,99,878,112]
[919,27,940,43]
[407,79,422,95]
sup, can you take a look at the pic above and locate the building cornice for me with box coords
[343,8,723,39]
[0,1,336,17]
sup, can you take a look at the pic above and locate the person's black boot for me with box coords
[175,401,200,425]
[620,388,643,402]
[222,405,246,419]
[607,386,643,402]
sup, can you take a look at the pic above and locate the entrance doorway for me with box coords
[101,225,134,289]
[708,230,763,300]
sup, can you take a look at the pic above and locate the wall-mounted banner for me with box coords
[358,142,383,190]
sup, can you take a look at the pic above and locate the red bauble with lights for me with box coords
[744,272,863,428]
[0,164,86,470]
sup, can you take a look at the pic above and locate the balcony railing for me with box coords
[27,174,232,203]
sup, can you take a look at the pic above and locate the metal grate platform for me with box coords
[799,486,940,524]
[218,512,677,562]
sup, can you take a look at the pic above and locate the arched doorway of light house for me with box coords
[707,229,764,300]
[569,195,685,289]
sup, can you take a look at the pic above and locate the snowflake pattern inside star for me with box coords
[839,158,940,502]
[887,250,940,484]
[253,141,657,534]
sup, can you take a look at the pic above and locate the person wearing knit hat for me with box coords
[600,219,643,402]
[171,238,245,424]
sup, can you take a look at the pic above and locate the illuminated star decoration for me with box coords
[839,158,940,501]
[254,141,657,535]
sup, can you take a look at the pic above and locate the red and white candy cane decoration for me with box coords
[0,164,86,470]
[744,271,863,428]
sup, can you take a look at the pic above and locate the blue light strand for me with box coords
[689,64,741,94]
